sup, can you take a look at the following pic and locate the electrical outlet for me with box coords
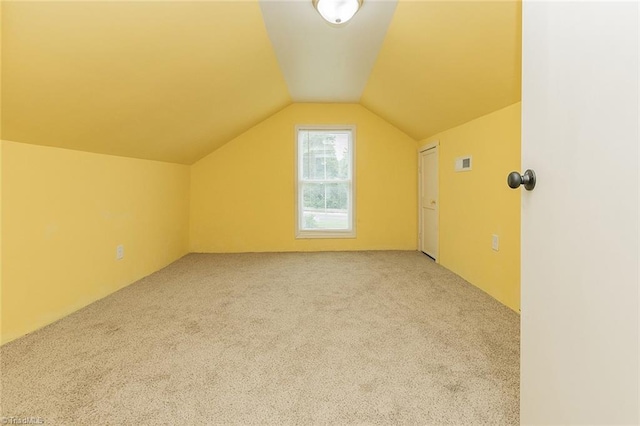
[116,244,124,260]
[491,235,499,251]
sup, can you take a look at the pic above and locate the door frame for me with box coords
[418,140,439,261]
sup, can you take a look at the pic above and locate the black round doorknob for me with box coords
[507,172,523,188]
[507,169,536,191]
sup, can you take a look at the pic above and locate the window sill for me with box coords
[296,230,356,239]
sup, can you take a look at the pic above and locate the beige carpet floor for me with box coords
[1,251,519,425]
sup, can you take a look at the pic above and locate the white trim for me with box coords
[419,139,439,153]
[418,145,439,261]
[296,230,355,239]
[294,125,357,239]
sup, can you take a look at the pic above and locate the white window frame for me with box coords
[295,125,356,239]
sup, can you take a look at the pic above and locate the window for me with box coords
[296,126,355,238]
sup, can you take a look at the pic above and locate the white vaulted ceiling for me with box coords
[260,0,398,102]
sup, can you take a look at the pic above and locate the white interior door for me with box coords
[521,2,639,424]
[419,146,438,259]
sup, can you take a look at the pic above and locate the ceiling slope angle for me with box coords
[260,0,398,103]
[1,1,291,164]
[360,0,522,140]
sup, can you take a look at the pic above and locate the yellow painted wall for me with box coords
[190,103,418,253]
[0,0,4,343]
[1,141,190,344]
[423,103,521,311]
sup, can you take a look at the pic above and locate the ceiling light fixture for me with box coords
[313,0,363,26]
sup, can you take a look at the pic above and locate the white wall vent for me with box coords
[455,156,472,172]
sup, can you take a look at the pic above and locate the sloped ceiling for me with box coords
[260,0,397,102]
[1,1,291,164]
[361,0,522,140]
[1,1,521,164]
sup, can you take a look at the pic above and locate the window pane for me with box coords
[301,182,349,230]
[300,131,350,181]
